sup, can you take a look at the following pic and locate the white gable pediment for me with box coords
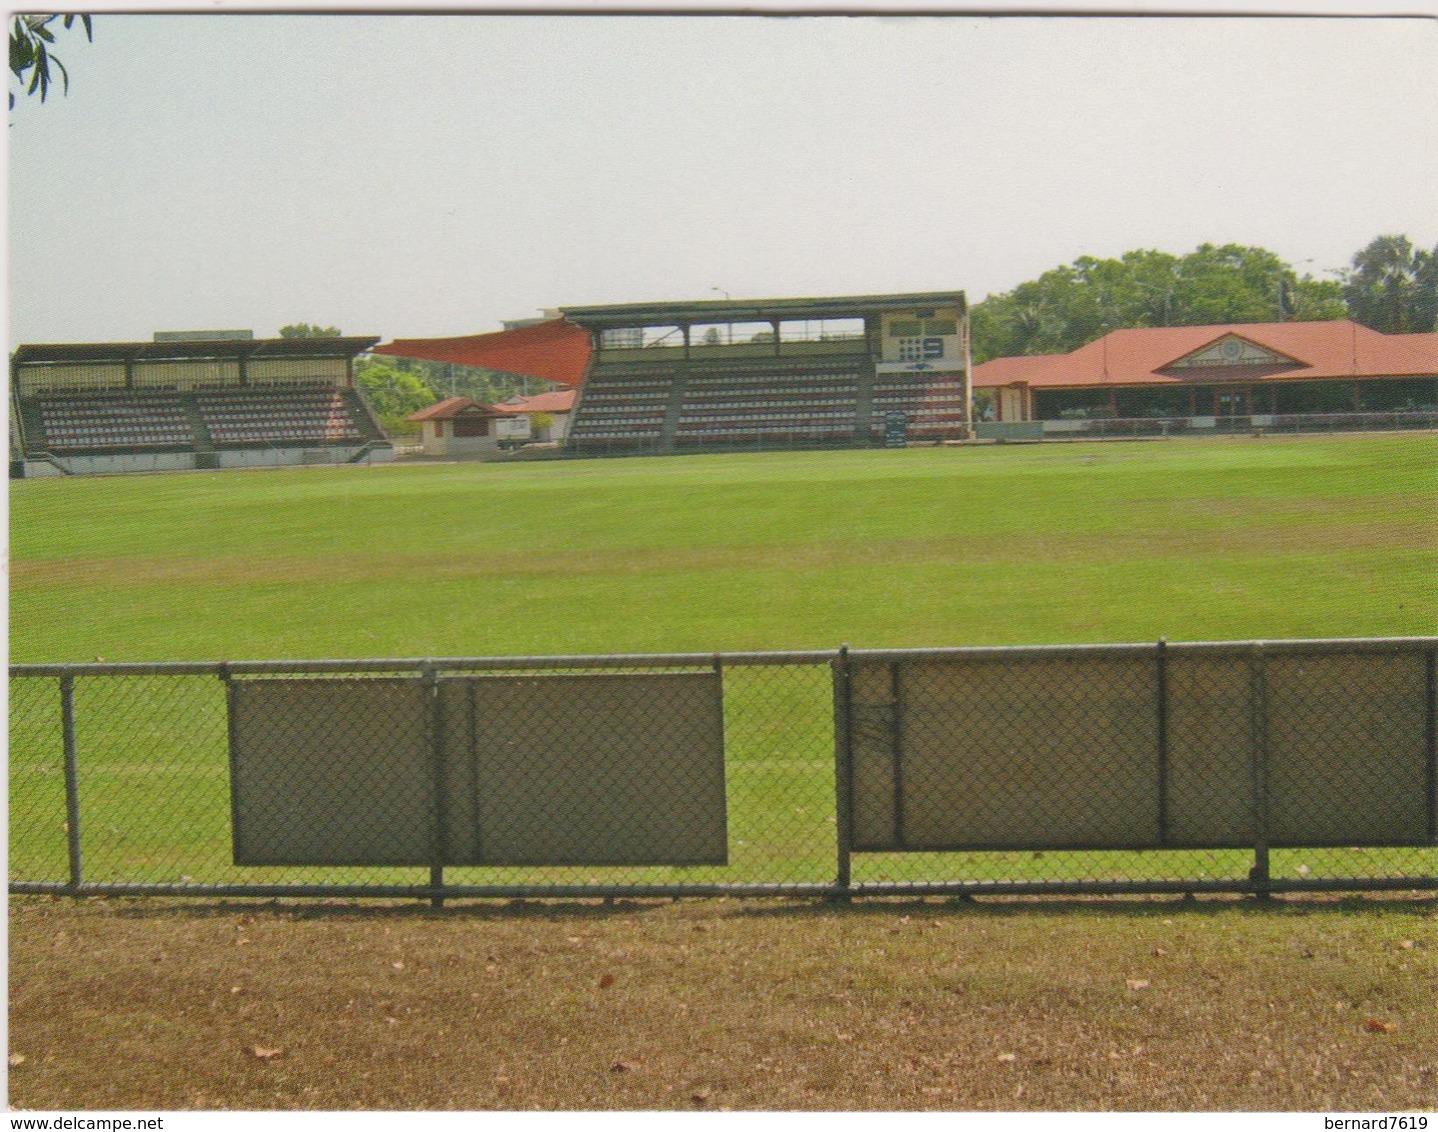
[1167,334,1300,370]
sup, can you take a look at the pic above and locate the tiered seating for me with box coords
[196,388,361,446]
[566,368,674,450]
[37,395,194,451]
[565,362,970,454]
[674,367,861,447]
[870,373,969,439]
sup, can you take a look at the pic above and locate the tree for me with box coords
[354,361,437,435]
[278,323,342,338]
[1341,235,1437,334]
[10,14,91,109]
[527,410,555,441]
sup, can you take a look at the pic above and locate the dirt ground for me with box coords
[7,893,1436,1112]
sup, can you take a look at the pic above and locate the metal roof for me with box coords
[559,291,966,329]
[972,321,1438,390]
[11,336,381,366]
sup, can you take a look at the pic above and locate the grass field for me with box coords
[8,434,1438,891]
[10,433,1438,662]
[8,434,1438,1112]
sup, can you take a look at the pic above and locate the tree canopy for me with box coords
[278,323,342,339]
[354,361,438,435]
[970,244,1345,363]
[1341,235,1437,335]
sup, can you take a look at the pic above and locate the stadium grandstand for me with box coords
[10,334,390,477]
[374,291,973,455]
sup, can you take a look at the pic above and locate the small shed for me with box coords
[407,397,508,459]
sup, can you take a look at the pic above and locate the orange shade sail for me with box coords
[372,318,592,387]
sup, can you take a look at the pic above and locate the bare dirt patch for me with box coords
[8,894,1436,1112]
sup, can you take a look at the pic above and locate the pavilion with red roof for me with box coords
[972,320,1438,432]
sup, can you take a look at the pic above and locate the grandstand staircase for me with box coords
[181,399,218,468]
[658,369,694,449]
[852,370,876,439]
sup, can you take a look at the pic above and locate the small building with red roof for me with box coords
[972,321,1438,434]
[407,396,508,459]
[493,388,578,444]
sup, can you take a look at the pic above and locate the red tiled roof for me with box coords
[494,389,577,415]
[973,321,1438,390]
[373,318,592,387]
[407,396,506,422]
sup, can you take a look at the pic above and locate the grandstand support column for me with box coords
[961,310,976,440]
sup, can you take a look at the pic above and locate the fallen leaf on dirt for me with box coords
[598,973,615,989]
[1125,979,1151,991]
[251,1046,283,1060]
[1364,1019,1397,1034]
[9,1053,25,1067]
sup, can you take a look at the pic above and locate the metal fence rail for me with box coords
[10,639,1437,902]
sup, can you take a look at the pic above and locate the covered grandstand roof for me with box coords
[973,321,1438,390]
[372,318,592,387]
[371,292,967,388]
[559,290,966,329]
[11,337,380,366]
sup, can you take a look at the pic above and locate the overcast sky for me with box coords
[7,9,1437,346]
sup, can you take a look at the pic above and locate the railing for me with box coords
[1037,410,1438,437]
[10,638,1435,903]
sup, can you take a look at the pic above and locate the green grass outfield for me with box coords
[9,433,1437,891]
[10,433,1437,661]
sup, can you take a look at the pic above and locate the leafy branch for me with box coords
[10,13,92,110]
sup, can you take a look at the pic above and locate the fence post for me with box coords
[424,660,447,909]
[1426,645,1436,846]
[1248,642,1271,899]
[832,646,854,901]
[1156,638,1169,847]
[60,674,83,895]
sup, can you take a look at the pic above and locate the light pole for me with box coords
[711,287,731,343]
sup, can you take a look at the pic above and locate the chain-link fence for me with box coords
[10,640,1436,902]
